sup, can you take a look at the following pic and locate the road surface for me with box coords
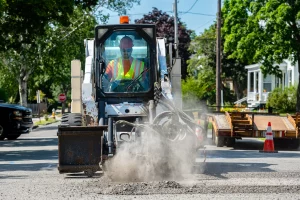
[1,123,300,199]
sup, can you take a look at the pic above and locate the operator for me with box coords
[103,36,148,91]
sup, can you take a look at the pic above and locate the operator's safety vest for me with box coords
[113,58,144,80]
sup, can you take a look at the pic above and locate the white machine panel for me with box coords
[105,102,148,117]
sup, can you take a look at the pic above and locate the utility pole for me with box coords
[171,0,182,109]
[216,0,221,111]
[173,0,179,57]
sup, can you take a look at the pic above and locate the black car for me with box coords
[0,103,33,140]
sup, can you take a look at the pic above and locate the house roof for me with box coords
[245,61,287,70]
[245,63,261,69]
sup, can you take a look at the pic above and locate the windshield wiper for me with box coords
[126,68,150,92]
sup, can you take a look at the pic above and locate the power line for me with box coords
[180,0,199,16]
[179,11,215,16]
[195,19,215,31]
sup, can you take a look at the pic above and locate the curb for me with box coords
[32,125,39,130]
[32,120,61,130]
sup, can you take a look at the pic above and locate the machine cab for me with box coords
[95,19,157,102]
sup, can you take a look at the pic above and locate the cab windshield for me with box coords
[100,31,150,93]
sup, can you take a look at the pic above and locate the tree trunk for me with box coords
[232,80,241,100]
[19,77,28,107]
[297,57,300,112]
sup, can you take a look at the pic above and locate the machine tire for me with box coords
[0,125,4,140]
[226,137,235,147]
[215,135,224,147]
[61,113,82,126]
[211,127,215,144]
[7,134,21,140]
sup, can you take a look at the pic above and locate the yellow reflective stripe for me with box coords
[134,60,144,78]
[113,58,119,80]
[126,59,135,79]
[115,58,136,80]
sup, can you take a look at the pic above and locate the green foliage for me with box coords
[0,88,8,102]
[0,0,7,13]
[0,0,141,106]
[135,7,192,79]
[0,62,18,102]
[34,117,57,126]
[222,0,300,110]
[182,66,216,105]
[31,7,97,105]
[187,24,247,100]
[267,86,297,113]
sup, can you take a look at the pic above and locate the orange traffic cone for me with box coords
[259,122,278,153]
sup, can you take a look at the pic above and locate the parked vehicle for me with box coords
[0,103,33,140]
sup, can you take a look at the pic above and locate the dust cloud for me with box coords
[104,98,206,182]
[104,127,197,182]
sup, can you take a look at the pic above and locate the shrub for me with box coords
[42,110,49,121]
[267,86,296,113]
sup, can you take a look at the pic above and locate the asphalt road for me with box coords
[1,123,300,199]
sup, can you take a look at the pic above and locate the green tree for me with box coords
[223,0,300,111]
[0,0,140,106]
[0,52,19,102]
[135,7,193,79]
[267,86,296,113]
[34,8,97,105]
[187,24,248,102]
[0,0,7,13]
[182,65,216,105]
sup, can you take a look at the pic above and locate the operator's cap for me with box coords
[120,36,133,49]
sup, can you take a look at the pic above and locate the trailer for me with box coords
[207,111,300,148]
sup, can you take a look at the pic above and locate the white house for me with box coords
[245,60,299,108]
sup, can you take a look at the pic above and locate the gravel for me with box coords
[1,125,300,200]
[2,170,300,200]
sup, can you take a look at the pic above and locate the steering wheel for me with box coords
[108,79,145,92]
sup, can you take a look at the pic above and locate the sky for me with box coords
[104,0,219,35]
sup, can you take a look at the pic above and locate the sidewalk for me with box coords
[32,115,62,129]
[32,115,62,123]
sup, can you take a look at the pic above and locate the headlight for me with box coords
[13,110,22,116]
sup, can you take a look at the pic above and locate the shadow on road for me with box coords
[0,138,58,172]
[192,162,275,179]
[0,149,58,162]
[204,137,300,151]
[0,163,57,172]
[0,138,58,147]
[233,139,300,151]
[0,174,29,179]
[206,149,300,159]
[64,172,103,179]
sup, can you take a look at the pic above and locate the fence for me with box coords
[27,103,47,116]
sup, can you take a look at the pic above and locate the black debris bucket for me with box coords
[57,126,107,174]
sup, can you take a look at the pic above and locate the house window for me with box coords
[255,72,259,92]
[263,75,272,92]
[250,72,254,92]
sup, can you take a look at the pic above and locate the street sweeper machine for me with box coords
[57,16,205,177]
